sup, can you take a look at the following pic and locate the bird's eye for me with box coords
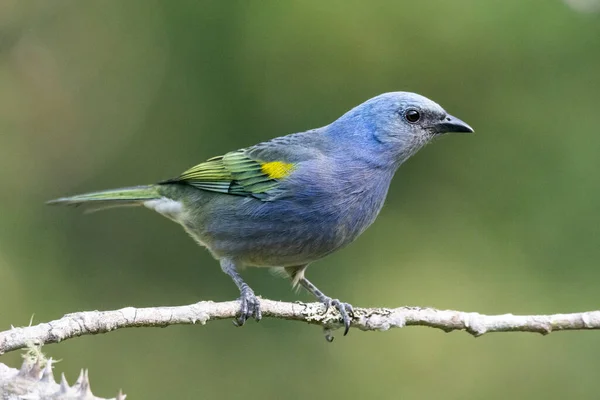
[404,109,421,123]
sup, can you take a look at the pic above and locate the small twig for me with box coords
[2,299,600,354]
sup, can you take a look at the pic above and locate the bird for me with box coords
[48,91,473,336]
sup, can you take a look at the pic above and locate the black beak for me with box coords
[433,114,474,134]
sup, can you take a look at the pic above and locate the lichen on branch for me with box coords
[2,299,600,356]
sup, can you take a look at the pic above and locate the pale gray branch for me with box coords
[0,356,126,399]
[2,299,600,354]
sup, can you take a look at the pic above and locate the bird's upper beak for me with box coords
[432,114,474,135]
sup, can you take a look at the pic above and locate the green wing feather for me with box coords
[162,150,294,199]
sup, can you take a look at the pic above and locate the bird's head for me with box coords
[328,92,474,166]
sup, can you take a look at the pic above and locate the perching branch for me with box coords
[2,299,600,354]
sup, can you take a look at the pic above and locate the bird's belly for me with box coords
[198,220,352,267]
[184,197,371,267]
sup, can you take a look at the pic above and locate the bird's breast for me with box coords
[177,165,394,267]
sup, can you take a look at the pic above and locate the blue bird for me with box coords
[48,92,473,336]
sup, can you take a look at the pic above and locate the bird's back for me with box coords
[160,128,395,267]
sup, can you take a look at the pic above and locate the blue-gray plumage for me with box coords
[48,92,474,337]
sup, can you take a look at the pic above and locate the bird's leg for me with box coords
[220,258,262,326]
[286,266,354,336]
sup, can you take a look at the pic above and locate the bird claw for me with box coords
[321,297,354,336]
[232,288,262,327]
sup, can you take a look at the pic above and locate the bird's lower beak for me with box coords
[433,114,474,134]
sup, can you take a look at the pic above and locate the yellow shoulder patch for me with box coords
[260,161,295,180]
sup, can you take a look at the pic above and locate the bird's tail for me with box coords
[47,185,161,212]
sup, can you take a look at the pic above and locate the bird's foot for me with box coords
[321,297,355,336]
[233,286,262,327]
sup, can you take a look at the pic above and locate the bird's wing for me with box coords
[161,149,297,200]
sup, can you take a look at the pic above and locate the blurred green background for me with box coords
[1,0,600,398]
